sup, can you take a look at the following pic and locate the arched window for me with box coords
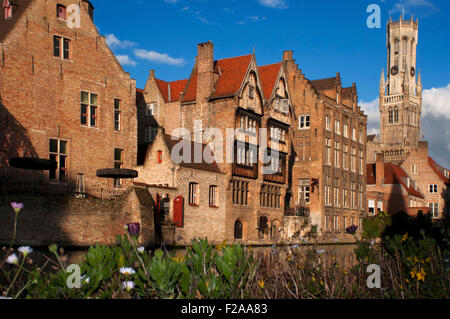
[388,108,393,124]
[234,220,243,239]
[402,37,408,55]
[394,107,399,123]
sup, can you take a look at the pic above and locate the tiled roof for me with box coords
[155,79,188,103]
[259,63,282,101]
[137,135,221,174]
[310,77,336,92]
[428,157,450,185]
[367,163,424,198]
[182,54,253,103]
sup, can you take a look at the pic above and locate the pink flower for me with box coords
[10,202,24,214]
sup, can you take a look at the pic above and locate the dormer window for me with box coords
[3,0,12,20]
[57,4,67,20]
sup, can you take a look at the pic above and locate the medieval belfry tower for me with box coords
[378,15,423,164]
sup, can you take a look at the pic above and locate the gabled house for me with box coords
[367,153,428,217]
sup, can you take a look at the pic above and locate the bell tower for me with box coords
[378,15,422,164]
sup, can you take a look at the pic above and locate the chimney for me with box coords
[376,152,385,186]
[283,50,294,62]
[418,141,428,157]
[197,41,215,102]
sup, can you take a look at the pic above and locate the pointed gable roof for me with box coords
[182,54,253,103]
[259,63,282,101]
[367,163,424,198]
[428,157,450,185]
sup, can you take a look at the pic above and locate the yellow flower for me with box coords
[399,285,403,290]
[287,255,292,262]
[402,233,408,242]
[343,270,348,275]
[406,279,410,283]
[172,256,185,264]
[258,280,264,289]
[312,276,316,282]
[413,256,419,264]
[410,267,417,279]
[416,268,426,282]
[248,245,253,252]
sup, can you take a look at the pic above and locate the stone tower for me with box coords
[379,16,422,164]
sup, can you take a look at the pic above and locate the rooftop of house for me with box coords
[137,134,222,174]
[367,162,424,198]
[155,79,188,103]
[428,156,450,185]
[309,77,337,92]
[258,63,282,101]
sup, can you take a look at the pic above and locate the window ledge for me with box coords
[189,203,199,207]
[209,205,219,209]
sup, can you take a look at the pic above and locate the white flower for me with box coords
[137,247,145,254]
[81,275,90,285]
[18,246,33,257]
[120,267,136,275]
[0,296,13,299]
[316,249,325,254]
[6,254,18,265]
[122,281,135,292]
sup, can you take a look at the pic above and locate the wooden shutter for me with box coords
[173,196,184,227]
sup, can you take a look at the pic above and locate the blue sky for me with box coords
[93,0,450,167]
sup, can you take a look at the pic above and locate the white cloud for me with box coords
[258,0,288,9]
[360,97,380,136]
[105,34,137,50]
[422,84,450,119]
[237,16,267,25]
[134,49,184,66]
[116,55,137,66]
[164,0,180,4]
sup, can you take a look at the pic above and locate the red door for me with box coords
[173,196,184,227]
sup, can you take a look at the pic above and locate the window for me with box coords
[114,149,123,188]
[368,200,376,216]
[325,185,331,206]
[234,220,243,239]
[49,139,68,182]
[298,179,310,205]
[388,108,393,124]
[209,185,218,207]
[343,124,348,138]
[402,57,407,70]
[145,126,158,143]
[53,36,70,59]
[359,150,364,175]
[335,119,340,135]
[351,147,356,173]
[258,216,269,239]
[411,165,419,175]
[429,203,439,219]
[57,4,66,20]
[232,180,249,206]
[402,38,407,55]
[145,103,155,117]
[352,127,356,141]
[114,99,121,131]
[298,115,310,129]
[394,40,399,54]
[81,92,98,127]
[189,182,199,205]
[4,0,12,19]
[377,201,383,213]
[261,185,281,208]
[351,182,356,208]
[157,150,163,164]
[333,216,339,232]
[428,184,438,194]
[334,141,340,168]
[359,128,364,144]
[343,189,348,208]
[236,143,256,167]
[358,184,363,209]
[343,144,348,171]
[239,115,257,134]
[325,138,331,165]
[249,85,255,99]
[334,187,340,207]
[325,115,331,131]
[394,107,399,123]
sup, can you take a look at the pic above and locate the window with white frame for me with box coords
[351,182,356,208]
[334,141,340,168]
[325,115,331,131]
[411,165,419,175]
[352,127,356,141]
[359,128,364,144]
[209,185,218,207]
[429,202,439,218]
[428,184,438,194]
[298,115,310,129]
[145,103,156,117]
[368,200,376,215]
[359,150,364,175]
[377,201,383,213]
[325,185,331,206]
[49,139,68,183]
[189,182,199,205]
[53,35,70,60]
[333,216,339,231]
[351,147,356,172]
[298,179,311,205]
[343,124,348,138]
[343,144,348,171]
[335,119,340,135]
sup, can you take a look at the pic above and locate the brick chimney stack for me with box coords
[283,50,294,62]
[197,41,215,102]
[376,152,385,186]
[418,141,429,158]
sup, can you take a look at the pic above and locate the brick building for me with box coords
[367,153,428,218]
[282,51,368,240]
[139,41,294,243]
[0,0,143,245]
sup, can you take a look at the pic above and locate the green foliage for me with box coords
[362,211,391,239]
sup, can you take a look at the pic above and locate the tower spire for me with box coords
[379,68,385,96]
